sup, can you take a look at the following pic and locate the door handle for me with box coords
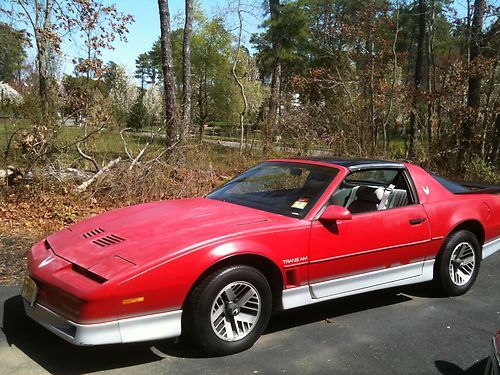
[409,218,424,225]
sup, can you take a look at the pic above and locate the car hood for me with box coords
[46,197,287,278]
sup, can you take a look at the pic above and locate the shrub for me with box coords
[463,157,499,184]
[127,97,148,130]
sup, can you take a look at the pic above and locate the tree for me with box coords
[142,16,240,138]
[231,0,248,152]
[135,53,150,94]
[0,23,28,82]
[108,64,138,126]
[103,61,119,91]
[182,0,193,140]
[266,0,282,152]
[62,75,106,112]
[461,0,486,161]
[157,0,178,148]
[408,0,426,159]
[1,0,133,122]
[128,96,149,130]
[4,0,54,119]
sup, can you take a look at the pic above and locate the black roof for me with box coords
[283,157,406,171]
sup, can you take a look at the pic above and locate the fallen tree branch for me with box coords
[123,126,167,170]
[144,139,181,167]
[76,143,99,172]
[76,157,121,193]
[120,128,133,160]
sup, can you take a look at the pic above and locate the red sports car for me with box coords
[22,158,500,354]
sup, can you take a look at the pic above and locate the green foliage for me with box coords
[10,93,44,125]
[0,22,28,82]
[104,61,119,91]
[140,14,255,131]
[127,96,149,130]
[135,53,151,92]
[251,2,309,78]
[463,158,499,184]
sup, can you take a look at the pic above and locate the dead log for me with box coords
[0,166,23,186]
[76,157,121,193]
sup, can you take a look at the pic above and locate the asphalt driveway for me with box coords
[1,253,499,375]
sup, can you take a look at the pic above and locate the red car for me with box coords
[22,158,500,354]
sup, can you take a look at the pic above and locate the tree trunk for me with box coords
[265,0,281,154]
[490,111,500,165]
[368,0,376,156]
[382,0,400,158]
[426,0,435,148]
[461,0,486,161]
[481,57,498,159]
[157,0,178,149]
[35,0,53,122]
[408,0,426,159]
[182,0,193,141]
[232,0,248,154]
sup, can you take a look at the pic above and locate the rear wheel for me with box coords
[184,265,272,355]
[435,230,481,296]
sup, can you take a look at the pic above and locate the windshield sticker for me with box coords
[291,198,309,210]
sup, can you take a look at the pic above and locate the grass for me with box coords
[0,121,166,169]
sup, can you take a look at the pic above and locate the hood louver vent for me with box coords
[82,228,105,239]
[92,234,125,247]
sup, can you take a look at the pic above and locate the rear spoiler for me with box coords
[454,181,500,195]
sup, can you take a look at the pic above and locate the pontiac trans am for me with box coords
[22,158,500,355]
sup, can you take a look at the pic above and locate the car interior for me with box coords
[209,165,338,218]
[329,169,414,214]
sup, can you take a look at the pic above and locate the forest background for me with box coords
[0,0,498,283]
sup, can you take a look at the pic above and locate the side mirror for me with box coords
[319,205,352,222]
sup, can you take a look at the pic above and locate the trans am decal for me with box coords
[283,256,308,265]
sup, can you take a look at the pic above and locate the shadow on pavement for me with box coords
[401,281,447,298]
[1,295,164,374]
[435,358,488,375]
[1,285,429,372]
[265,287,413,334]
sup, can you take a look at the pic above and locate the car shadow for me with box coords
[435,358,489,375]
[1,295,167,374]
[1,284,438,371]
[400,281,447,298]
[264,287,413,334]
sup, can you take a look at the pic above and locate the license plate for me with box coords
[21,276,38,307]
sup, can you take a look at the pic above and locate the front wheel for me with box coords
[435,230,481,296]
[184,265,272,355]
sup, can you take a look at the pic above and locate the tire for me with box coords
[435,230,481,296]
[184,265,272,355]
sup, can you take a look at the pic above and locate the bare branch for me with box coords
[119,128,133,160]
[76,157,121,193]
[76,143,99,172]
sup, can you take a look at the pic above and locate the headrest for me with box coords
[356,186,384,202]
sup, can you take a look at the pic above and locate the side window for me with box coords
[329,169,415,214]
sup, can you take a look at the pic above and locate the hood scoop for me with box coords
[92,234,126,248]
[82,227,105,238]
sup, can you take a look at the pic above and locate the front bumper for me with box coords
[24,300,182,346]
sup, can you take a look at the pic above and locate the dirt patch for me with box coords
[0,234,35,285]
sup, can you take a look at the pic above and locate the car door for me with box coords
[308,168,431,299]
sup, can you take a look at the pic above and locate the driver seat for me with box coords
[347,186,384,214]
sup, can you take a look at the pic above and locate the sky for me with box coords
[69,0,263,75]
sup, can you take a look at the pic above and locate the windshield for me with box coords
[207,162,339,218]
